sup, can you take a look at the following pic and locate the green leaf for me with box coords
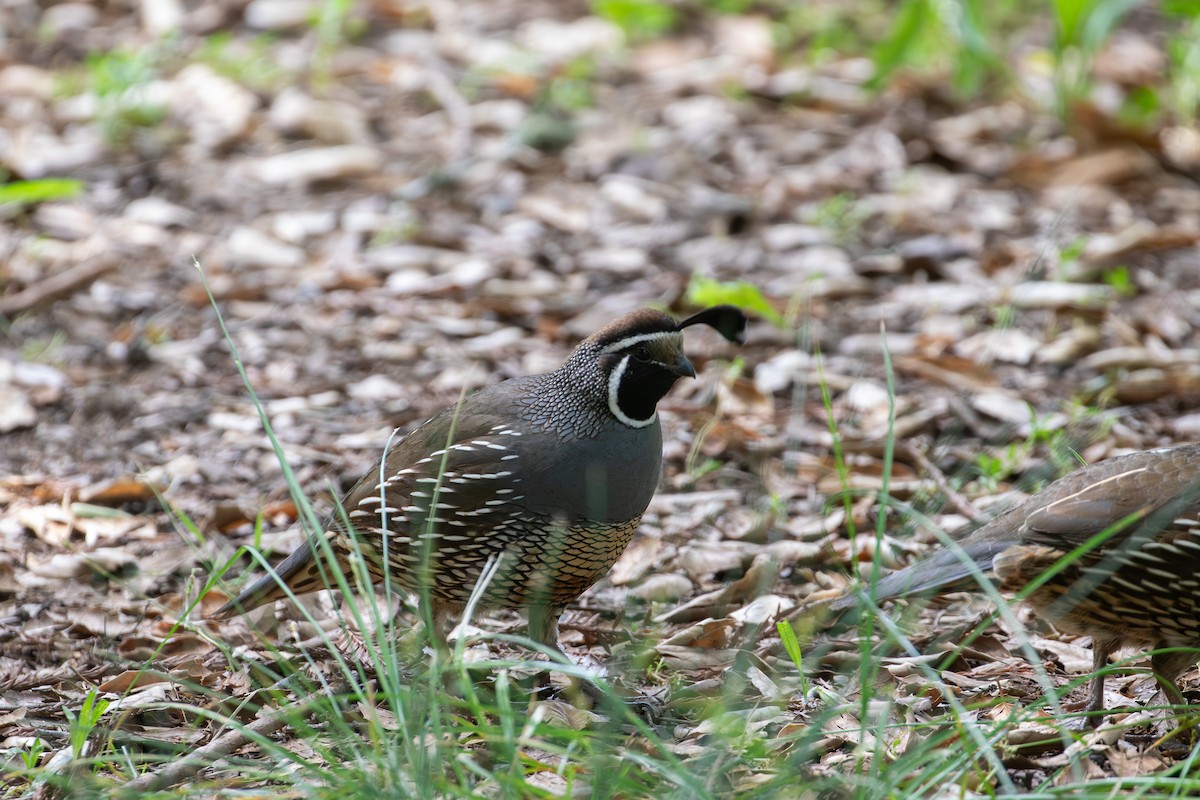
[592,0,679,41]
[776,619,804,672]
[686,276,782,327]
[0,179,83,208]
[869,0,932,90]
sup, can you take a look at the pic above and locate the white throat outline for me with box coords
[607,354,657,428]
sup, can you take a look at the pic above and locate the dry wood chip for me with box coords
[28,548,136,579]
[970,390,1032,426]
[954,329,1042,366]
[1045,147,1159,187]
[1002,281,1115,310]
[729,594,793,626]
[630,573,692,602]
[655,645,742,670]
[894,354,997,392]
[659,618,735,649]
[607,534,664,586]
[17,505,73,546]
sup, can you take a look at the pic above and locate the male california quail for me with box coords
[831,443,1200,718]
[215,305,747,666]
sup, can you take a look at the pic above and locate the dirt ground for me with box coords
[3,0,1200,791]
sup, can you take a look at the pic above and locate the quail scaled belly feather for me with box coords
[832,443,1200,719]
[215,305,747,666]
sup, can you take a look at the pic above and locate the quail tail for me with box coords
[829,536,1012,612]
[213,536,334,619]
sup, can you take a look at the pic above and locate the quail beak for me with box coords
[669,353,697,379]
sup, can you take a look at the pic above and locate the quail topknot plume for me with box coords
[832,443,1200,719]
[214,305,748,668]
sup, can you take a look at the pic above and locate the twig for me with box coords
[423,61,473,167]
[0,255,117,316]
[900,442,986,523]
[121,695,317,792]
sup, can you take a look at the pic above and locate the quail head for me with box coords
[215,305,747,665]
[832,443,1200,720]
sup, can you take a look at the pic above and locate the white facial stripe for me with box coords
[607,354,657,428]
[599,330,679,355]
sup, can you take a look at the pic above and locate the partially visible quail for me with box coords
[831,443,1200,719]
[215,305,747,667]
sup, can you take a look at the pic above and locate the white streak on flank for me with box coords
[489,425,521,436]
[607,353,656,428]
[599,330,679,355]
[1042,467,1148,515]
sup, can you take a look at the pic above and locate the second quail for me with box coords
[832,443,1200,719]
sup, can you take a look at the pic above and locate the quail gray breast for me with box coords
[215,305,747,665]
[832,443,1200,719]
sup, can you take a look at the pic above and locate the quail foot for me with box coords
[831,443,1200,726]
[215,305,748,698]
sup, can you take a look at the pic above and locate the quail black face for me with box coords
[579,305,747,429]
[598,331,694,427]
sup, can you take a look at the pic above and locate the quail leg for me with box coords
[427,599,455,656]
[1059,638,1117,728]
[1081,639,1119,724]
[1149,647,1194,711]
[526,606,661,719]
[526,605,565,655]
[1145,646,1200,745]
[527,606,578,690]
[1151,647,1196,728]
[528,605,620,708]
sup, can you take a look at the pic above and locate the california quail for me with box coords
[215,305,747,668]
[831,443,1200,719]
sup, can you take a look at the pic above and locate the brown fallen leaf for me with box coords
[27,548,137,579]
[77,476,166,506]
[98,670,174,693]
[1106,746,1171,777]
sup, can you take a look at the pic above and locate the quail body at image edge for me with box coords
[832,442,1200,721]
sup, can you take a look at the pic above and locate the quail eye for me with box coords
[634,346,651,361]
